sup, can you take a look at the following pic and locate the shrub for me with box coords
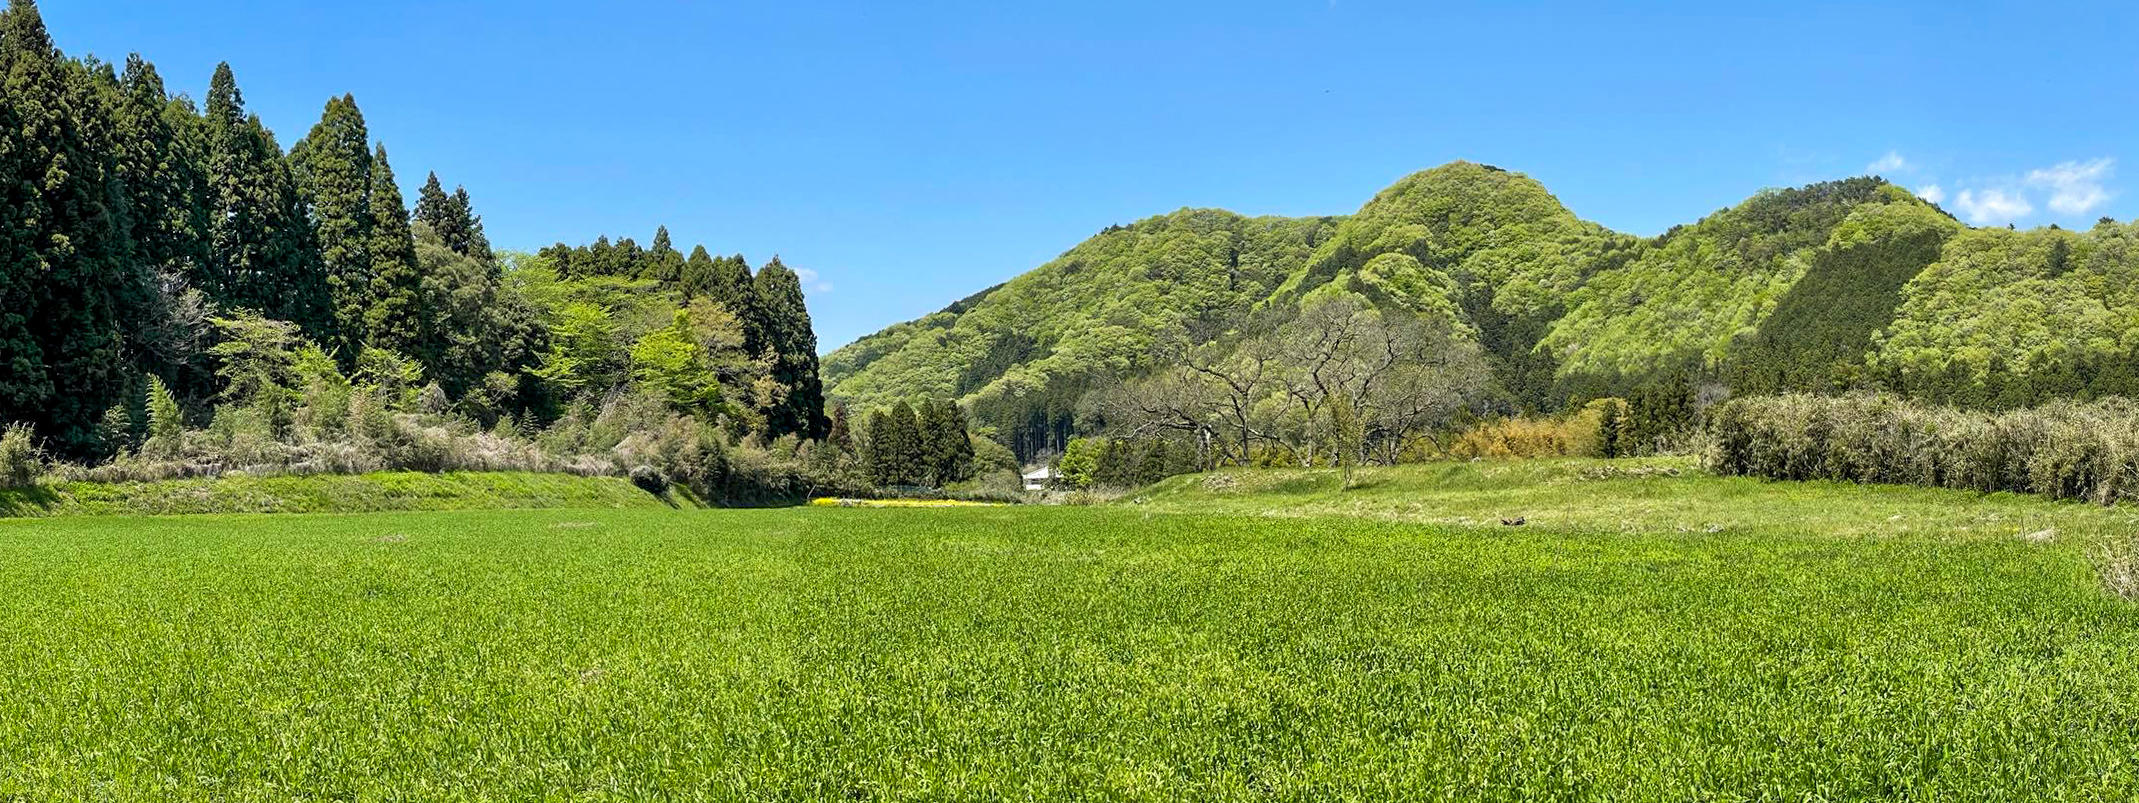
[0,423,45,488]
[1451,401,1612,460]
[1706,393,2139,505]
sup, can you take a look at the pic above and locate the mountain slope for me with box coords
[828,162,2133,453]
[1871,219,2139,405]
[1267,161,1637,405]
[1541,178,1949,392]
[824,209,1339,455]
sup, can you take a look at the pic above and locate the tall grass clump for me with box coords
[1707,393,2139,505]
[1447,400,1614,460]
[0,423,45,488]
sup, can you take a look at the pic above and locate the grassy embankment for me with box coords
[0,459,2135,799]
[0,471,695,517]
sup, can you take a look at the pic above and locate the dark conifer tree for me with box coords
[644,226,684,283]
[291,94,374,361]
[869,402,923,486]
[0,0,140,452]
[114,55,209,288]
[413,171,452,236]
[826,402,855,458]
[751,257,828,439]
[919,399,974,486]
[586,236,617,276]
[204,62,327,334]
[714,254,754,309]
[448,186,492,264]
[681,245,718,299]
[415,175,491,263]
[363,144,423,357]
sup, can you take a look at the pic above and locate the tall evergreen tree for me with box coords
[449,186,493,264]
[681,244,718,299]
[363,144,422,357]
[0,1,51,427]
[0,0,142,453]
[114,55,209,288]
[413,173,491,262]
[290,93,374,361]
[751,257,828,439]
[413,171,452,238]
[644,226,683,283]
[919,399,974,486]
[868,402,923,486]
[203,62,327,334]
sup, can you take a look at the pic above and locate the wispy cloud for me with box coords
[1876,152,2118,225]
[2026,158,2115,215]
[794,267,834,294]
[1952,188,2033,225]
[1867,151,1909,173]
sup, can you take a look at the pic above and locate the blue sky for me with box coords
[49,1,2139,350]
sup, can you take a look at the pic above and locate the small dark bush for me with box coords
[629,465,670,497]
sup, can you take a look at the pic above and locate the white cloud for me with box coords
[2025,157,2115,215]
[794,267,834,294]
[1916,184,1945,205]
[1952,188,2033,225]
[1868,151,1909,173]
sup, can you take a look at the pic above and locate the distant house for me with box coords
[1022,467,1055,492]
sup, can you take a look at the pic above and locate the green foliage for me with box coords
[828,209,1337,458]
[362,145,423,359]
[1724,199,1961,394]
[1872,220,2139,406]
[203,62,329,337]
[0,1,144,455]
[630,311,723,415]
[865,401,923,487]
[750,258,828,439]
[916,398,976,487]
[3,471,684,517]
[289,94,373,360]
[1055,436,1102,490]
[413,172,491,262]
[1546,178,1918,392]
[1595,398,1627,458]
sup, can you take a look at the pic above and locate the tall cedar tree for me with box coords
[363,145,423,356]
[751,257,829,438]
[868,402,923,486]
[114,55,209,295]
[826,402,855,458]
[645,226,684,283]
[413,173,492,262]
[204,62,328,335]
[0,0,142,453]
[448,187,493,263]
[413,172,452,240]
[290,94,373,363]
[919,399,975,486]
[681,245,719,298]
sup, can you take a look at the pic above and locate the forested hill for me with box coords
[827,161,2139,458]
[0,0,826,468]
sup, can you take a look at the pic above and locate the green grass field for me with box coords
[3,460,2137,800]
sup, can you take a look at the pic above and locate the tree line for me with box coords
[0,0,841,503]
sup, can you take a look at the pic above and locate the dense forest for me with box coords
[828,161,2139,464]
[0,1,868,503]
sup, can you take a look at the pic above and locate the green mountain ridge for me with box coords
[826,161,2139,456]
